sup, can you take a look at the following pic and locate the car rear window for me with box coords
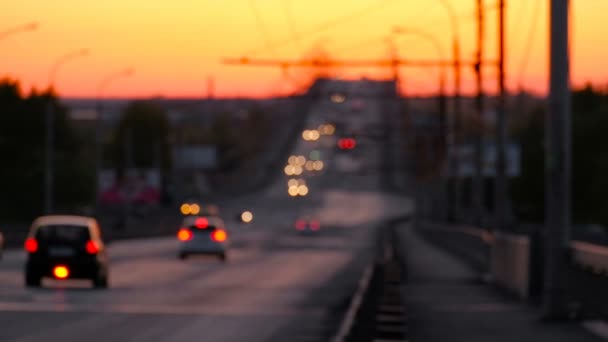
[35,225,90,243]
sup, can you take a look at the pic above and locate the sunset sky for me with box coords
[0,0,605,98]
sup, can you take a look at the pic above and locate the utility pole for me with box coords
[495,0,508,231]
[44,100,54,214]
[452,30,463,224]
[543,0,571,319]
[473,0,486,227]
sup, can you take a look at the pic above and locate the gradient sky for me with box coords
[0,0,605,98]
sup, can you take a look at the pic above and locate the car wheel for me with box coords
[93,274,109,289]
[218,253,227,262]
[25,271,41,288]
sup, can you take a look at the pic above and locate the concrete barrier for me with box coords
[571,240,608,276]
[490,232,531,299]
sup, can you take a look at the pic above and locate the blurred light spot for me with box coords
[24,238,38,253]
[288,155,297,165]
[241,211,253,223]
[302,130,311,141]
[284,165,295,176]
[305,160,315,171]
[331,94,346,103]
[190,203,200,215]
[195,217,209,229]
[310,221,321,231]
[297,178,306,186]
[288,186,299,197]
[288,179,299,187]
[293,165,303,175]
[177,228,193,241]
[53,266,69,279]
[212,229,228,242]
[298,185,309,196]
[295,220,306,231]
[295,156,306,166]
[180,203,191,215]
[309,150,321,160]
[313,160,324,171]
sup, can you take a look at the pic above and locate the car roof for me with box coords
[31,215,97,229]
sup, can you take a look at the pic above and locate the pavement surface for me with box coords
[397,222,604,341]
[0,79,411,341]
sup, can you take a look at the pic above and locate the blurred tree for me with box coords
[0,79,92,218]
[112,101,171,176]
[511,84,608,226]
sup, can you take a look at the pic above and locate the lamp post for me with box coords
[44,48,89,214]
[95,68,134,213]
[393,26,448,219]
[0,22,38,41]
[435,0,465,222]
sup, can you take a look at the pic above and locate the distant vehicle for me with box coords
[180,202,220,217]
[0,231,4,260]
[24,215,109,288]
[295,217,322,235]
[177,216,229,261]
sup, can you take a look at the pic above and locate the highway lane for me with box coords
[0,79,411,341]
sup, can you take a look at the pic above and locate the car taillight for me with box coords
[85,240,100,254]
[177,228,193,241]
[195,217,209,229]
[310,221,321,231]
[211,229,227,242]
[24,238,38,253]
[53,265,69,279]
[295,220,306,231]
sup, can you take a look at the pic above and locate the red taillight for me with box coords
[211,229,227,242]
[310,221,321,231]
[53,265,69,279]
[338,138,356,150]
[295,220,306,231]
[177,228,193,241]
[85,240,100,254]
[24,238,38,253]
[195,217,209,229]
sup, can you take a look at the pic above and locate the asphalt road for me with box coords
[0,79,410,342]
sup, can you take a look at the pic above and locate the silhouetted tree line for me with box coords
[0,79,93,218]
[512,84,608,226]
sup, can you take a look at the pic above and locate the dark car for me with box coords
[24,215,109,288]
[295,217,322,235]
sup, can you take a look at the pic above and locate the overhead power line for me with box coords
[242,0,399,56]
[281,0,302,55]
[249,0,277,55]
[516,0,542,87]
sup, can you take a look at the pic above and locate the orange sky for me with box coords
[0,0,606,98]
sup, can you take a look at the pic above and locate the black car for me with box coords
[24,215,109,288]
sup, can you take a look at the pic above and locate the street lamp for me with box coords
[392,26,448,143]
[44,48,89,214]
[0,22,38,41]
[436,0,464,223]
[95,68,134,212]
[393,26,449,219]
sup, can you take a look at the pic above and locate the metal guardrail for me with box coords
[331,222,408,342]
